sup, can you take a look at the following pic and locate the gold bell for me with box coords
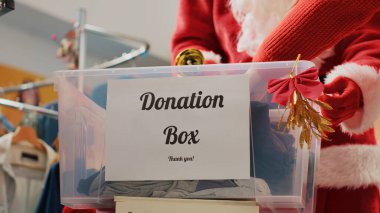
[175,48,204,66]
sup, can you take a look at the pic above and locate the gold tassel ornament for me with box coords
[276,55,334,149]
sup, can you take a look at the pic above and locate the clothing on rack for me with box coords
[0,133,56,213]
[0,114,15,133]
[34,163,63,213]
[20,111,39,130]
[0,99,58,148]
[37,102,58,147]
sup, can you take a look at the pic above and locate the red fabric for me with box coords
[62,206,96,213]
[171,0,251,64]
[171,0,380,143]
[319,77,363,125]
[316,186,380,213]
[252,0,380,62]
[171,1,380,212]
[320,12,380,75]
[267,67,323,106]
[172,1,380,65]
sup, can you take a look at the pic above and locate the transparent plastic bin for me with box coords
[55,61,320,212]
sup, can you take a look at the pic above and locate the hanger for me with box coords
[11,126,49,171]
[11,126,45,152]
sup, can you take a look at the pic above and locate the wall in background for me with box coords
[0,26,67,76]
[0,4,77,76]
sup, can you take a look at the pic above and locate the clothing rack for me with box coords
[0,98,58,119]
[84,24,149,69]
[0,79,54,95]
[0,8,149,118]
[0,24,149,96]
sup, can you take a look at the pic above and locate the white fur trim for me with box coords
[200,50,222,63]
[229,0,296,56]
[325,63,380,134]
[317,145,380,188]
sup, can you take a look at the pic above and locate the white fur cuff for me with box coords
[325,63,380,134]
[317,145,380,188]
[200,50,222,64]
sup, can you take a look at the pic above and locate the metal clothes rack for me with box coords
[84,24,149,69]
[0,98,58,119]
[0,8,149,120]
[0,80,54,95]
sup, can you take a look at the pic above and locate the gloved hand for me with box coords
[319,77,363,125]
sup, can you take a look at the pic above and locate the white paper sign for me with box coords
[105,74,250,181]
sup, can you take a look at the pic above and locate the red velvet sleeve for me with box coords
[338,13,380,70]
[171,0,223,64]
[322,13,380,135]
[253,0,380,62]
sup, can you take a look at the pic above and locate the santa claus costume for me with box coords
[172,1,380,213]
